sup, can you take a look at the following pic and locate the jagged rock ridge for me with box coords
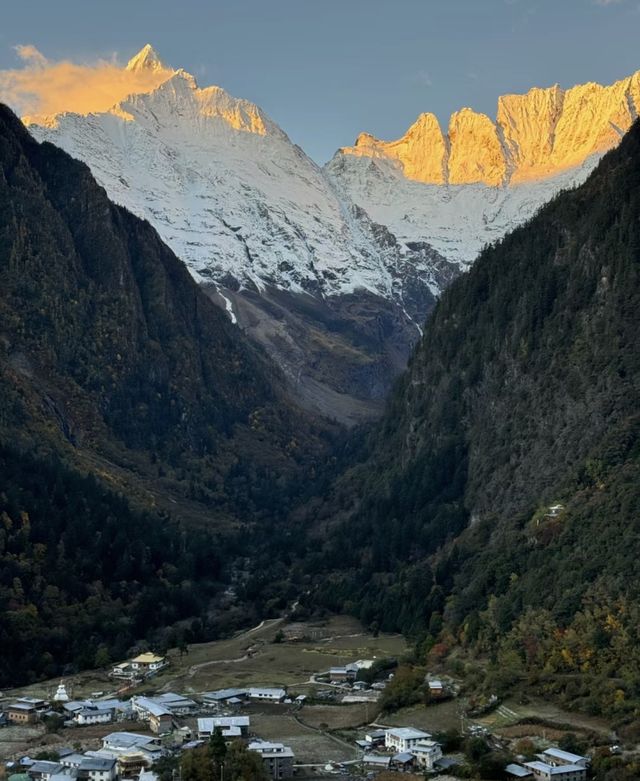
[336,71,640,185]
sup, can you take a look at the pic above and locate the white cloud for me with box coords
[0,44,174,120]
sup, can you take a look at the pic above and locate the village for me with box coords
[0,618,607,781]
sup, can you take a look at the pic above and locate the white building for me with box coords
[247,687,286,702]
[77,757,117,781]
[73,707,114,726]
[197,716,250,738]
[524,761,587,781]
[130,653,168,674]
[411,740,443,770]
[539,749,589,768]
[385,727,431,753]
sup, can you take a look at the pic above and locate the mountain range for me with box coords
[22,47,640,423]
[2,49,640,721]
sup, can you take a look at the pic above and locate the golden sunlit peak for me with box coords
[126,44,166,72]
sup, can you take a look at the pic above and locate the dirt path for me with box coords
[160,618,283,691]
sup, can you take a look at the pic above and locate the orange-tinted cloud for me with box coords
[0,45,174,120]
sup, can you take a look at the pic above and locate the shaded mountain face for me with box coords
[305,120,640,657]
[0,104,329,529]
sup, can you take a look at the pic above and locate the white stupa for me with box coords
[53,682,69,702]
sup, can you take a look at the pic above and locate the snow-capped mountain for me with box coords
[26,45,446,311]
[22,48,639,421]
[24,46,454,423]
[327,71,640,266]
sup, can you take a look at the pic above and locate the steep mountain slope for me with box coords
[327,70,640,266]
[304,120,640,712]
[23,46,453,423]
[0,103,328,531]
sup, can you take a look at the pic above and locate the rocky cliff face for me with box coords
[328,70,640,267]
[336,71,640,186]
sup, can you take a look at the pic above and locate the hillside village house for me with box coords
[27,760,64,781]
[248,741,294,780]
[201,688,248,707]
[111,662,136,680]
[506,764,534,779]
[248,687,286,702]
[60,755,118,781]
[130,653,168,675]
[198,716,250,739]
[152,692,197,715]
[329,664,359,683]
[539,749,589,769]
[427,680,445,698]
[131,697,173,734]
[411,740,444,770]
[385,727,431,753]
[73,706,115,726]
[523,761,587,781]
[99,732,163,773]
[7,702,38,724]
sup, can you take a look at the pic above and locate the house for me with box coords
[76,757,117,781]
[385,727,431,753]
[391,752,415,771]
[201,689,248,708]
[328,664,358,683]
[153,693,197,715]
[364,729,386,746]
[506,765,534,779]
[16,697,48,712]
[129,653,168,676]
[27,761,64,781]
[539,749,589,769]
[363,755,391,770]
[7,703,38,724]
[110,663,136,680]
[248,742,294,780]
[427,680,445,698]
[99,733,163,771]
[411,740,443,770]
[102,732,161,754]
[247,688,286,702]
[73,706,114,726]
[132,698,173,734]
[524,761,587,781]
[197,717,250,739]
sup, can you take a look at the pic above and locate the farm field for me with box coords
[5,615,407,702]
[381,700,462,734]
[477,697,613,738]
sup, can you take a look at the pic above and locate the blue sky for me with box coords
[0,0,638,161]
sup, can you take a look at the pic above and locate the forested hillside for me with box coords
[301,119,640,718]
[0,103,331,526]
[0,104,333,685]
[0,444,235,687]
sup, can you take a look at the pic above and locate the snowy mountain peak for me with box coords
[126,44,168,73]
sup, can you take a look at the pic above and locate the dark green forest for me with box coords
[0,442,231,686]
[293,120,640,720]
